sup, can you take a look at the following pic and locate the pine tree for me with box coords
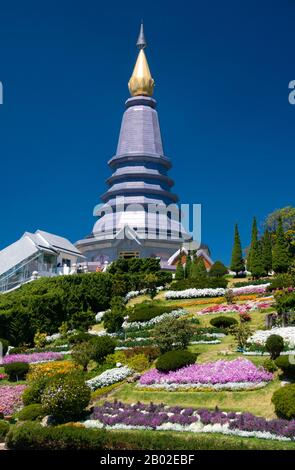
[250,239,265,279]
[247,217,258,273]
[191,256,207,279]
[272,218,291,273]
[175,257,184,280]
[184,252,192,279]
[230,224,245,276]
[262,229,272,275]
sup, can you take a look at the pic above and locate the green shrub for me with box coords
[229,323,252,350]
[108,257,161,275]
[275,355,295,378]
[0,338,9,355]
[265,334,284,360]
[6,421,106,450]
[156,349,196,372]
[268,274,295,291]
[128,302,176,323]
[41,372,91,423]
[17,404,46,422]
[0,421,9,442]
[72,341,94,371]
[69,310,96,332]
[33,332,47,348]
[9,347,27,355]
[272,384,295,419]
[275,290,295,314]
[89,335,116,364]
[4,362,29,381]
[123,346,160,362]
[210,316,238,329]
[104,296,126,333]
[67,331,93,345]
[127,353,150,372]
[209,261,228,278]
[153,319,194,353]
[22,377,50,405]
[263,358,278,373]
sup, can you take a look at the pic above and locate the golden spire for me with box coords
[128,22,155,97]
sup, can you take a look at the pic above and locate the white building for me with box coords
[0,230,84,293]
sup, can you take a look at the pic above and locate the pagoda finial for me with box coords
[136,20,147,49]
[128,22,154,97]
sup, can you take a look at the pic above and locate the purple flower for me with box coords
[139,359,273,386]
[2,352,63,364]
[0,385,26,416]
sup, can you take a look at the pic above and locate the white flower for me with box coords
[86,366,133,391]
[247,326,295,349]
[122,309,188,330]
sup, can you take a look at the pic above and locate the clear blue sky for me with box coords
[0,0,294,264]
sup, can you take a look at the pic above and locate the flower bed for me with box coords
[198,301,272,316]
[247,327,295,350]
[27,360,78,381]
[86,366,133,391]
[165,284,270,300]
[122,309,188,331]
[0,373,8,380]
[1,352,63,365]
[84,401,295,441]
[138,358,273,391]
[0,385,26,416]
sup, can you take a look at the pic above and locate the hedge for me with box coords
[6,422,295,450]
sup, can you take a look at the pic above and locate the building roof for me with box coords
[167,247,213,267]
[0,236,39,276]
[0,230,83,277]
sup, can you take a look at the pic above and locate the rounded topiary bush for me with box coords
[272,384,295,420]
[263,358,278,373]
[156,350,196,372]
[41,372,91,423]
[275,355,295,378]
[17,404,46,422]
[0,338,9,356]
[265,334,284,360]
[4,362,29,382]
[210,316,238,329]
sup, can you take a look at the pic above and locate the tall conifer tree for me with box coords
[272,218,291,273]
[175,257,184,280]
[251,239,265,278]
[184,251,192,279]
[230,224,245,275]
[247,217,258,273]
[262,229,272,275]
[191,256,207,279]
